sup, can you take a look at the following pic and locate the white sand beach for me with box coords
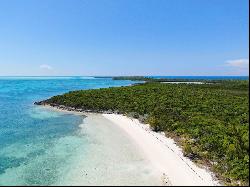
[103,114,220,186]
[41,105,220,186]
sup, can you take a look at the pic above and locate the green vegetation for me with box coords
[112,76,209,82]
[111,76,239,83]
[112,76,152,81]
[37,80,249,185]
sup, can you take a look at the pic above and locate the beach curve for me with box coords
[103,113,220,186]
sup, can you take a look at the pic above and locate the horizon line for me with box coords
[0,75,249,77]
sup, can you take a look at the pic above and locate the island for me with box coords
[35,78,249,186]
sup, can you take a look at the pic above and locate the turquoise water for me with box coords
[0,77,161,186]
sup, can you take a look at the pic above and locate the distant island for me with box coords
[35,77,249,186]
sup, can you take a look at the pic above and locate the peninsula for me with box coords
[35,78,249,186]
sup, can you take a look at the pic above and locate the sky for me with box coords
[0,0,249,76]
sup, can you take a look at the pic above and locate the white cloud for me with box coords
[39,64,53,70]
[225,59,249,69]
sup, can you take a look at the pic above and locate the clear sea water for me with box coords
[0,77,162,186]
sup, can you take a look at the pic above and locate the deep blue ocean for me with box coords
[0,76,247,185]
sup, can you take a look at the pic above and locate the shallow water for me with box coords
[0,77,161,185]
[54,114,161,186]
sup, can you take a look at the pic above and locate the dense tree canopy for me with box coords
[36,80,249,185]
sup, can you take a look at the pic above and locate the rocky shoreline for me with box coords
[34,101,118,114]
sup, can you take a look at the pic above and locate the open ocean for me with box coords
[0,76,247,185]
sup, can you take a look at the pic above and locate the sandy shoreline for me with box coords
[38,105,220,186]
[103,114,220,186]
